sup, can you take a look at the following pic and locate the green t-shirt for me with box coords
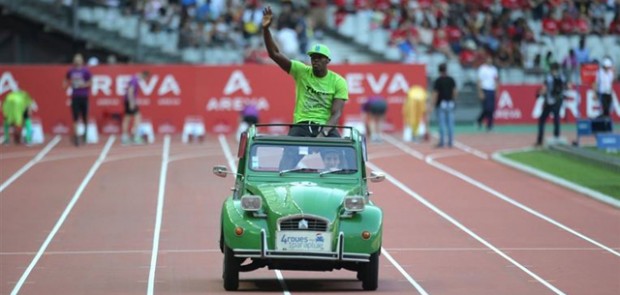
[289,60,348,124]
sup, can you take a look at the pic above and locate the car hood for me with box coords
[251,181,358,218]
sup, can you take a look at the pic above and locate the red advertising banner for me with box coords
[494,84,620,123]
[2,64,617,134]
[1,63,426,134]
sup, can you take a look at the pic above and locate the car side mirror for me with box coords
[368,171,385,183]
[213,165,229,178]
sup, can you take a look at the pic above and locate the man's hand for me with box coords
[262,6,273,29]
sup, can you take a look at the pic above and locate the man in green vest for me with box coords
[2,89,38,145]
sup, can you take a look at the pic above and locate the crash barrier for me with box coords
[182,116,205,143]
[574,117,613,146]
[596,133,620,152]
[550,144,620,173]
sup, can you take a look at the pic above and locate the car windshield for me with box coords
[249,144,358,173]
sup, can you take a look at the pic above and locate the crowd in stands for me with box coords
[349,0,619,70]
[83,0,619,77]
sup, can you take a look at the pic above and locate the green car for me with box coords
[213,124,385,291]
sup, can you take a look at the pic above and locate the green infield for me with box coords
[503,149,620,200]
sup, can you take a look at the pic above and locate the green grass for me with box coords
[504,150,620,200]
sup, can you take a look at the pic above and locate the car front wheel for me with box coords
[223,246,240,291]
[359,251,379,291]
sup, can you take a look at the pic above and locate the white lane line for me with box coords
[147,135,170,295]
[0,135,61,193]
[218,134,291,295]
[367,161,566,295]
[387,135,620,258]
[274,270,292,295]
[453,141,488,159]
[427,156,620,258]
[10,136,115,295]
[381,247,429,295]
[2,247,615,256]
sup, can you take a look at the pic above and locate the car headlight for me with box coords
[343,196,365,212]
[240,195,262,212]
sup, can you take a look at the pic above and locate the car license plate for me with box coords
[276,231,332,252]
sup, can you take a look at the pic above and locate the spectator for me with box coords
[608,12,620,34]
[536,62,567,146]
[433,63,457,148]
[63,53,92,146]
[459,39,478,68]
[562,49,579,84]
[574,36,590,73]
[476,56,499,132]
[592,57,616,118]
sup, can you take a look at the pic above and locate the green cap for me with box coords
[307,44,331,59]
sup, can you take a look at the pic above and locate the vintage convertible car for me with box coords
[213,124,385,291]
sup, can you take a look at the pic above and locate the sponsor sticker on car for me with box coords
[276,231,332,252]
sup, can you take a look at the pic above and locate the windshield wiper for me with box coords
[319,169,357,176]
[279,167,319,175]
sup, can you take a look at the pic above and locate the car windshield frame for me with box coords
[248,143,358,174]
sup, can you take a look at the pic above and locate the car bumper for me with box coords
[233,229,371,262]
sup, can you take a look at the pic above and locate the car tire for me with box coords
[360,251,379,291]
[223,246,240,291]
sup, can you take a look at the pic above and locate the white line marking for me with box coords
[274,270,292,295]
[0,249,221,256]
[426,156,620,258]
[0,135,61,193]
[2,247,615,256]
[10,136,115,295]
[381,247,429,295]
[454,141,489,159]
[218,134,290,295]
[387,135,620,258]
[147,135,170,295]
[492,151,620,208]
[367,161,566,295]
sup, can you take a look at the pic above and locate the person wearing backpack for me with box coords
[536,62,567,146]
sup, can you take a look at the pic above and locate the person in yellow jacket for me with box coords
[2,89,38,145]
[402,85,428,142]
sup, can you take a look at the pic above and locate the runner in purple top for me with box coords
[63,53,92,146]
[122,70,150,144]
[236,103,260,141]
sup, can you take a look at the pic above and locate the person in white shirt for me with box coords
[592,57,616,118]
[476,56,499,131]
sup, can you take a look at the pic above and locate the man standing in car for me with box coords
[262,5,348,138]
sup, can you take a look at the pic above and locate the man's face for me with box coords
[323,153,340,169]
[310,54,329,72]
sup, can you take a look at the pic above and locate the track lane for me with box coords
[10,137,165,295]
[0,138,107,295]
[370,137,619,295]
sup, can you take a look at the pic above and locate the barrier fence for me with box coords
[1,64,618,134]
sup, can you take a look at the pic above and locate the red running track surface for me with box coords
[1,133,618,295]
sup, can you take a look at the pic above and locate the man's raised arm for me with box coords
[262,6,291,73]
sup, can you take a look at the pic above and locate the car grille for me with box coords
[279,216,328,231]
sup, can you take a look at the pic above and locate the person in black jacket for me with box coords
[536,62,567,146]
